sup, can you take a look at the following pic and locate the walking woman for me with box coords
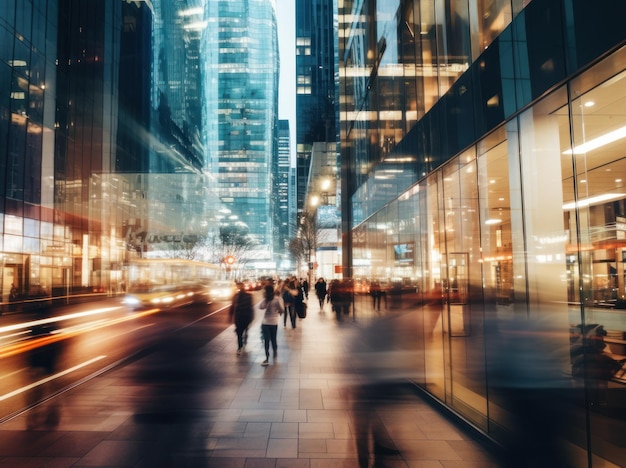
[314,277,327,310]
[259,284,284,366]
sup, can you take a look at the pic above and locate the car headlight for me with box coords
[124,296,140,306]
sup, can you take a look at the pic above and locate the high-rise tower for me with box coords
[295,0,339,216]
[203,0,280,263]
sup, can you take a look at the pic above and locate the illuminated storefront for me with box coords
[340,0,626,465]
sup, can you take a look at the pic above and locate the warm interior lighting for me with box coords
[485,218,502,225]
[383,157,415,163]
[563,125,626,154]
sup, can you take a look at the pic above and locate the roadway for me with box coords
[0,295,238,425]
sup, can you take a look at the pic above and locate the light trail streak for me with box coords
[0,308,161,359]
[0,355,107,402]
[0,306,123,334]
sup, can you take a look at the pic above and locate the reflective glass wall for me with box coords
[203,0,280,252]
[342,0,626,465]
[0,0,280,309]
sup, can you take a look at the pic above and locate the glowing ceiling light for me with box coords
[563,125,626,155]
[562,193,625,210]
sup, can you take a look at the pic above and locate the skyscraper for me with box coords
[275,120,291,256]
[203,0,280,264]
[151,0,205,173]
[295,0,339,216]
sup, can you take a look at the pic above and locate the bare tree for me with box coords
[163,235,206,260]
[212,222,256,277]
[289,211,321,282]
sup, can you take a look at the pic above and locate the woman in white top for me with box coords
[259,284,284,366]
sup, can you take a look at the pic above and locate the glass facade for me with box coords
[276,119,291,257]
[0,0,279,308]
[341,0,626,465]
[203,0,280,257]
[295,0,339,215]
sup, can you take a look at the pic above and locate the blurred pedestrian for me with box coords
[229,281,254,355]
[259,284,283,366]
[9,282,19,311]
[347,313,416,467]
[281,278,297,328]
[26,308,64,429]
[314,277,327,310]
[292,278,307,324]
[370,280,382,311]
[488,312,574,467]
[329,278,352,321]
[302,278,309,299]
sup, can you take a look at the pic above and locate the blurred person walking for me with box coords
[259,284,284,366]
[347,312,416,467]
[301,278,309,299]
[329,278,352,321]
[488,312,575,467]
[293,278,307,323]
[281,278,297,328]
[370,280,385,311]
[314,277,327,310]
[229,282,254,355]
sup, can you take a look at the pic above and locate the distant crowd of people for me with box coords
[229,276,310,366]
[229,275,370,365]
[229,275,407,367]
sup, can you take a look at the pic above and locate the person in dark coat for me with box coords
[314,277,327,309]
[292,281,306,324]
[229,282,254,354]
[329,278,352,321]
[281,279,297,328]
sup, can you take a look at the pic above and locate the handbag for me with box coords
[297,301,307,319]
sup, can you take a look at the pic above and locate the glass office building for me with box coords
[276,119,292,257]
[0,0,279,304]
[340,0,626,465]
[202,0,280,261]
[295,0,339,216]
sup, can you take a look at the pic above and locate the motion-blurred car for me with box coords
[123,283,206,310]
[242,278,260,291]
[207,280,237,302]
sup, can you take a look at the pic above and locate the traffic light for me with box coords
[224,255,236,265]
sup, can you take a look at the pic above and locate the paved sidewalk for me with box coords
[0,297,502,467]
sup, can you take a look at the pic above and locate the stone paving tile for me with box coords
[270,422,299,438]
[77,439,144,466]
[276,458,310,468]
[267,437,299,458]
[299,438,327,453]
[283,409,307,423]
